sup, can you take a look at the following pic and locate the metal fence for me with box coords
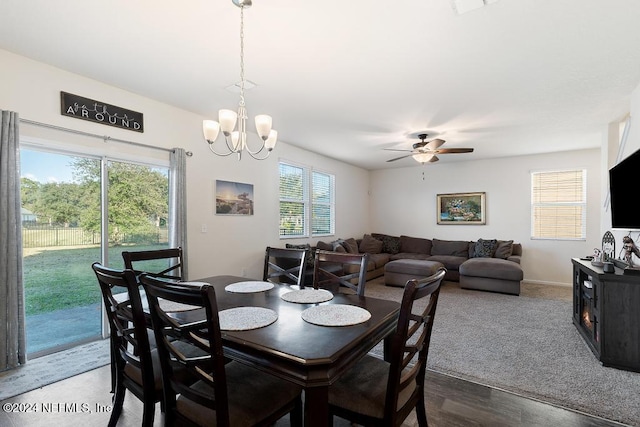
[22,225,169,248]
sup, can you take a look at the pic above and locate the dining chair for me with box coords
[263,246,308,287]
[139,274,304,427]
[327,267,446,427]
[313,249,370,296]
[122,247,184,280]
[91,262,161,427]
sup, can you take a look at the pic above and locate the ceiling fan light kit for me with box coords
[202,0,278,160]
[385,133,474,164]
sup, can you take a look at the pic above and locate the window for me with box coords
[20,144,171,357]
[531,169,586,240]
[279,161,334,237]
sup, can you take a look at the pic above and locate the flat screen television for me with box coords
[609,147,640,229]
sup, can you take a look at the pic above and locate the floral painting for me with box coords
[437,192,485,225]
[215,180,254,215]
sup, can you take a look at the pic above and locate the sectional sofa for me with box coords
[287,233,523,295]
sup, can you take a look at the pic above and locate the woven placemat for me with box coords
[225,281,275,293]
[281,289,334,304]
[301,304,371,327]
[158,298,201,312]
[218,307,278,331]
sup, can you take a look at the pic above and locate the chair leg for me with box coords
[415,398,428,427]
[108,382,126,427]
[141,399,156,427]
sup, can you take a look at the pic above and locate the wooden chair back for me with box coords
[313,250,370,297]
[122,247,184,280]
[263,246,308,287]
[140,275,229,426]
[385,267,446,424]
[91,262,158,426]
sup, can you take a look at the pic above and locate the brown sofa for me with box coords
[288,233,523,295]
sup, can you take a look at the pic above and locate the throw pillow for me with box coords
[359,234,383,254]
[371,233,401,254]
[494,240,514,259]
[474,238,498,258]
[342,237,360,254]
[329,239,347,253]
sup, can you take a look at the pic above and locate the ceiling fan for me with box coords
[385,133,474,163]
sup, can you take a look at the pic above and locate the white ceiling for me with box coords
[1,0,640,170]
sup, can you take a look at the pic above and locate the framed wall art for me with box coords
[215,180,254,215]
[437,192,486,225]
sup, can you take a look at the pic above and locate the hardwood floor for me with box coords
[0,365,628,427]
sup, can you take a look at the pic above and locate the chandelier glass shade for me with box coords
[202,0,277,160]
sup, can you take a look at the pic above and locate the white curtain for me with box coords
[169,148,188,279]
[0,110,26,371]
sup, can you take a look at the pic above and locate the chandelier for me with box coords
[202,0,277,160]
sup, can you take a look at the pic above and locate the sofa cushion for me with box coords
[399,235,432,255]
[371,233,401,255]
[460,258,523,281]
[511,243,522,257]
[342,238,359,254]
[316,241,333,251]
[359,234,383,254]
[431,239,470,258]
[390,252,431,261]
[473,238,498,258]
[494,240,514,259]
[426,255,467,271]
[369,253,390,269]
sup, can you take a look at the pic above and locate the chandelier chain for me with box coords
[239,5,246,107]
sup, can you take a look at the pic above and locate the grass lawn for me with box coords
[23,244,168,315]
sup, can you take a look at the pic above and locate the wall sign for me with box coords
[60,91,144,132]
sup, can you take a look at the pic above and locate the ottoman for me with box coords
[459,258,523,295]
[384,259,445,287]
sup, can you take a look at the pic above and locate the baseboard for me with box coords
[522,279,572,287]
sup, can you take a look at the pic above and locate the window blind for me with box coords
[531,169,586,239]
[279,163,306,237]
[279,162,335,238]
[311,171,335,235]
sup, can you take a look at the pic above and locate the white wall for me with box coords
[2,47,633,286]
[0,48,371,280]
[370,149,602,286]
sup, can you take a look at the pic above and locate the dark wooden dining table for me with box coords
[183,275,401,427]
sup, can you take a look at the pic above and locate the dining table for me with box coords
[173,275,401,427]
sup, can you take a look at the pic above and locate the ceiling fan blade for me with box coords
[383,148,414,152]
[425,138,445,150]
[432,148,474,154]
[386,154,413,162]
[429,155,439,162]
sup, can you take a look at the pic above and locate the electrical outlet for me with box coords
[241,268,247,277]
[201,224,207,233]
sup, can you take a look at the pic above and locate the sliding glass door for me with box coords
[20,147,170,358]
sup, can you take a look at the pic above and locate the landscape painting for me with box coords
[215,180,254,215]
[437,192,485,225]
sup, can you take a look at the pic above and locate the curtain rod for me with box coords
[20,118,192,156]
